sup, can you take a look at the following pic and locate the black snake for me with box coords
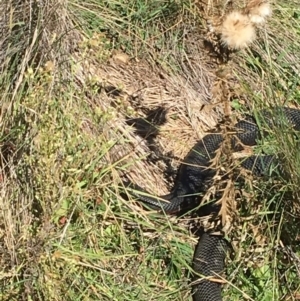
[124,107,300,301]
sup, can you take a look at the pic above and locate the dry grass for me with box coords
[0,0,300,300]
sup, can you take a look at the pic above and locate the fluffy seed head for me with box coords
[249,15,265,24]
[220,11,256,49]
[257,2,272,17]
[246,1,272,24]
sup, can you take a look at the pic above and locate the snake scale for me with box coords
[124,107,300,300]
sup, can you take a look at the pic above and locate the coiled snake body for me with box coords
[124,107,300,300]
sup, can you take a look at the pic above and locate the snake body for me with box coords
[125,107,300,300]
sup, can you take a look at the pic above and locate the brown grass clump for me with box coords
[0,0,79,99]
[75,48,221,195]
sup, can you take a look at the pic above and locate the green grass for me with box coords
[1,0,300,300]
[69,0,201,71]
